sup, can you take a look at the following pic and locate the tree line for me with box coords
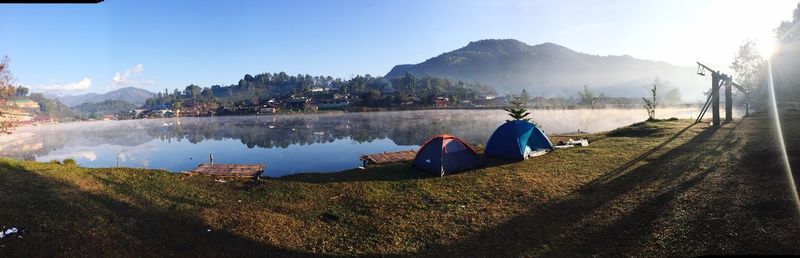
[143,72,497,111]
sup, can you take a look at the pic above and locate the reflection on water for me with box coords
[0,108,731,177]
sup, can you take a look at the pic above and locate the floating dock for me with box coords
[360,150,417,166]
[184,163,264,179]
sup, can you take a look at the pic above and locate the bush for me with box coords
[63,158,77,166]
[49,160,62,165]
[642,82,657,120]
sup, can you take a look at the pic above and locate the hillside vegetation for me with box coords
[73,99,138,118]
[55,87,155,107]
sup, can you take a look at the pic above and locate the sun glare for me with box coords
[757,35,778,58]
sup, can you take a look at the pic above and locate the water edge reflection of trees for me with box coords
[150,111,504,149]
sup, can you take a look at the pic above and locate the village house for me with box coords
[284,97,318,111]
[130,109,148,119]
[146,104,174,118]
[315,98,349,110]
[472,96,504,107]
[434,97,449,108]
[257,101,280,114]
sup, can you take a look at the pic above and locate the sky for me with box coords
[0,0,796,95]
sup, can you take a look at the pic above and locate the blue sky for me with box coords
[0,0,796,95]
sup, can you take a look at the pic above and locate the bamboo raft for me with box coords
[360,150,418,166]
[183,163,265,179]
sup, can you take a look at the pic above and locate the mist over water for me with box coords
[0,108,739,177]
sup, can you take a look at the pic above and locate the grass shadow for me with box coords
[278,153,520,183]
[0,161,327,257]
[277,162,433,183]
[418,120,764,256]
[585,122,706,190]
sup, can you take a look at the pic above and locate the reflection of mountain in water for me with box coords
[151,110,506,149]
[0,121,156,160]
[0,111,509,160]
[0,109,707,162]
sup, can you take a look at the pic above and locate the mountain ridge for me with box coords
[53,87,155,107]
[386,39,707,100]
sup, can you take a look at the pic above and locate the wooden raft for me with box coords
[360,150,417,166]
[184,163,264,179]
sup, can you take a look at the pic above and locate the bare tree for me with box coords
[642,82,657,121]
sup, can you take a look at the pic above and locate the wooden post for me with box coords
[725,76,733,123]
[712,72,721,127]
[745,93,750,117]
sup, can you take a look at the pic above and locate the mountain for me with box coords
[73,99,139,116]
[55,87,155,107]
[386,39,709,101]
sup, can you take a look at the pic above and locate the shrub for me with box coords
[63,158,76,166]
[642,82,657,121]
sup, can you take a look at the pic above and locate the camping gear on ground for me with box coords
[526,148,549,157]
[485,120,554,160]
[568,139,589,146]
[412,135,482,176]
[554,138,589,149]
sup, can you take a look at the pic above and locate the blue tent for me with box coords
[413,135,483,176]
[485,120,554,160]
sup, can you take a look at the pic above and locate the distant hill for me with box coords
[55,87,155,107]
[73,99,138,116]
[386,39,708,101]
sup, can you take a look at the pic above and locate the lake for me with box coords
[0,108,736,177]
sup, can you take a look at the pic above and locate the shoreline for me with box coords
[15,104,707,128]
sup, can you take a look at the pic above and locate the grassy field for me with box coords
[1,114,799,257]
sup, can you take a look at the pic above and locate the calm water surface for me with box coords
[0,108,735,177]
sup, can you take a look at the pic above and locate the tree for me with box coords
[0,56,16,134]
[578,85,600,109]
[775,2,800,44]
[395,92,411,104]
[361,90,382,107]
[15,86,28,97]
[771,3,800,102]
[642,82,657,121]
[402,72,417,93]
[184,84,202,98]
[730,40,766,92]
[503,96,531,122]
[519,89,530,106]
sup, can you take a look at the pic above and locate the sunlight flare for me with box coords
[766,59,800,212]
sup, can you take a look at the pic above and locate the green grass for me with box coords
[1,116,799,256]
